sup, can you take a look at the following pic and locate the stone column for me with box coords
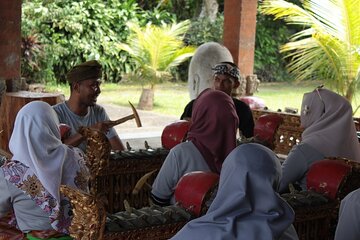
[223,0,258,75]
[0,0,22,103]
[223,0,259,96]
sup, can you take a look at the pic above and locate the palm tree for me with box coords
[260,0,360,103]
[118,20,196,110]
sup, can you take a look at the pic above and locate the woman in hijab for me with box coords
[151,89,239,206]
[0,101,89,239]
[279,87,360,193]
[334,188,360,240]
[171,143,298,240]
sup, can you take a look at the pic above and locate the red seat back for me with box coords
[254,114,283,149]
[161,120,190,150]
[307,159,352,200]
[175,171,219,217]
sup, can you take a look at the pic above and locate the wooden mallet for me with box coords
[107,101,142,127]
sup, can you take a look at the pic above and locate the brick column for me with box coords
[0,0,22,96]
[223,0,258,76]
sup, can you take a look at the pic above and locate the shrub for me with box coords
[21,0,177,84]
[254,14,291,82]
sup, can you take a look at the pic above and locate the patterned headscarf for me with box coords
[301,87,360,162]
[2,101,89,233]
[172,143,295,240]
[186,89,239,173]
[212,62,240,80]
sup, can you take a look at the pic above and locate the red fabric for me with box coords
[0,212,24,240]
[187,89,238,173]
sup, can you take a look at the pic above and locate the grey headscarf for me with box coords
[301,88,360,162]
[171,143,295,240]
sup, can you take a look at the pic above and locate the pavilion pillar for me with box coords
[0,0,22,101]
[223,0,259,96]
[223,0,258,75]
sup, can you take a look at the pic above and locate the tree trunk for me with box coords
[137,88,154,110]
[199,0,219,22]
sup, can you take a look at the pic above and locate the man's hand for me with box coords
[90,121,113,133]
[92,121,125,151]
[61,121,114,148]
[59,124,71,142]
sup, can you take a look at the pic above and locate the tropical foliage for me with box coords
[260,0,360,102]
[179,12,292,83]
[254,14,291,82]
[117,20,196,109]
[21,35,45,82]
[21,0,176,84]
[139,0,204,20]
[118,20,196,89]
[21,0,296,85]
[175,15,225,82]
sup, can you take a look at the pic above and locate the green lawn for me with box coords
[254,82,322,112]
[46,81,360,117]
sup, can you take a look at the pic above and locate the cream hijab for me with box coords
[300,88,360,162]
[5,101,88,233]
[9,101,86,201]
[171,143,295,239]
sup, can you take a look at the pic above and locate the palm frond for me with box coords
[164,46,196,70]
[118,20,196,88]
[260,0,360,102]
[260,0,318,27]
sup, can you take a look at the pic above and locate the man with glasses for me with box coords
[53,60,125,152]
[181,62,254,138]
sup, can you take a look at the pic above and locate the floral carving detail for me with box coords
[20,175,44,198]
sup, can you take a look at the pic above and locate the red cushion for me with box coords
[161,120,190,150]
[307,159,351,200]
[174,171,219,217]
[254,114,283,149]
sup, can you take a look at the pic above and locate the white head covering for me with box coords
[3,100,91,234]
[9,101,85,202]
[300,88,360,162]
[172,143,295,240]
[188,42,233,99]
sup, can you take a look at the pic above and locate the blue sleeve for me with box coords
[151,148,180,204]
[279,145,308,193]
[335,189,360,240]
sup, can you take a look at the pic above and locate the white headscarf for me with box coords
[172,143,295,240]
[4,101,88,233]
[300,88,360,162]
[9,101,86,201]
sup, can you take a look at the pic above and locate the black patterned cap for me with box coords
[67,60,102,83]
[212,62,240,80]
